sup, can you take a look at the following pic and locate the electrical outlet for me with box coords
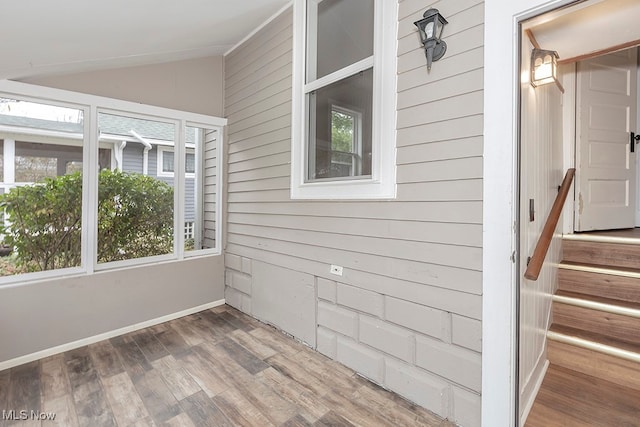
[330,264,343,276]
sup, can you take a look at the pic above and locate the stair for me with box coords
[526,234,640,425]
[549,236,640,393]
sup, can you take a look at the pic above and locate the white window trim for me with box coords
[157,146,196,178]
[0,80,226,287]
[291,0,397,199]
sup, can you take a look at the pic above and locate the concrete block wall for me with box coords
[224,253,253,313]
[317,278,481,424]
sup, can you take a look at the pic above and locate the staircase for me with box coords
[526,234,640,426]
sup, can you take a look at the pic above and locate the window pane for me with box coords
[186,152,196,174]
[184,126,217,252]
[308,68,373,180]
[0,98,84,276]
[307,0,374,81]
[163,150,175,173]
[97,112,175,264]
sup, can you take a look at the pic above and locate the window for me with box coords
[97,112,177,266]
[291,0,397,199]
[0,98,86,277]
[0,81,226,285]
[184,125,219,253]
[158,146,195,177]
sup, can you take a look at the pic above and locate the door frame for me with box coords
[483,1,579,426]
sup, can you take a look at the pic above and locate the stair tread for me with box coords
[549,324,640,354]
[555,290,640,311]
[562,239,640,269]
[560,260,640,275]
[525,364,640,426]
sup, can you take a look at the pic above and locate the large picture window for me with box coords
[291,0,397,199]
[0,82,226,285]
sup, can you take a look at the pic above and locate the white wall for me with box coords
[21,56,224,117]
[0,256,224,366]
[518,37,564,424]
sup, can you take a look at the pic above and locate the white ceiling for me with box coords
[0,0,290,80]
[524,0,640,63]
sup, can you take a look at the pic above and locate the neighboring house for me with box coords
[0,112,200,240]
[0,1,638,427]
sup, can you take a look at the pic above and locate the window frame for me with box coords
[291,0,397,199]
[157,145,196,178]
[0,80,226,286]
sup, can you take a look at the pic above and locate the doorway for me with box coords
[517,1,640,424]
[573,48,640,232]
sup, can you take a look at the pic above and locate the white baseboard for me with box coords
[520,359,549,426]
[0,299,225,371]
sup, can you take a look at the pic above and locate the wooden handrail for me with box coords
[524,168,575,281]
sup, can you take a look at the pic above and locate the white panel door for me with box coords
[575,50,637,231]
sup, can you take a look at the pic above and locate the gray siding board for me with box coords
[227,224,482,271]
[227,213,482,247]
[227,101,291,136]
[396,114,483,146]
[228,128,291,154]
[397,157,483,183]
[397,136,483,164]
[224,2,483,422]
[227,152,290,174]
[398,47,484,92]
[228,115,290,145]
[203,128,217,248]
[226,79,292,117]
[225,64,293,109]
[227,92,292,130]
[398,68,484,109]
[227,164,290,183]
[227,177,289,193]
[226,39,293,94]
[228,139,290,164]
[225,243,482,318]
[397,91,483,128]
[227,201,483,224]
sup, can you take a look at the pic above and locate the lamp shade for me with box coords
[531,48,559,87]
[414,8,448,45]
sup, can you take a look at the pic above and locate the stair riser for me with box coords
[563,240,640,269]
[547,340,640,392]
[558,269,640,304]
[553,303,640,345]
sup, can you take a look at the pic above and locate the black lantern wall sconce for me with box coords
[414,8,448,70]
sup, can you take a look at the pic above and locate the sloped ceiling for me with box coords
[524,0,640,63]
[0,0,290,80]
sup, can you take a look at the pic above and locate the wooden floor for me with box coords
[525,365,640,427]
[0,305,452,427]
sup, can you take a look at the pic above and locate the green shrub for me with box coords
[0,169,174,272]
